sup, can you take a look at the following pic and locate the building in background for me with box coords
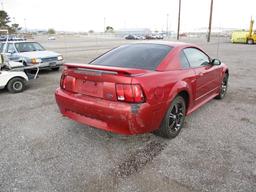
[116,28,151,36]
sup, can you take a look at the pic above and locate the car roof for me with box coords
[131,41,196,48]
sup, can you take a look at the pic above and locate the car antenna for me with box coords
[216,24,221,58]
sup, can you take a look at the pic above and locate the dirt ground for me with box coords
[0,35,255,192]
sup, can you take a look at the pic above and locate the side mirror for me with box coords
[8,50,15,54]
[211,58,221,65]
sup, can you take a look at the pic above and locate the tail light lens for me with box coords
[60,73,75,92]
[116,84,145,103]
[60,74,66,89]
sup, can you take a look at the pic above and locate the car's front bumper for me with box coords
[55,88,161,135]
[28,60,64,69]
[39,60,64,68]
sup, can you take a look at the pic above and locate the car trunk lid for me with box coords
[61,63,149,101]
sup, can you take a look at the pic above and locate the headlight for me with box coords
[31,58,42,64]
[57,55,63,61]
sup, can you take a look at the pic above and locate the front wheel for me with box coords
[216,73,228,99]
[247,39,254,45]
[7,77,26,93]
[154,96,186,139]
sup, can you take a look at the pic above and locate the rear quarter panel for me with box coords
[131,69,195,130]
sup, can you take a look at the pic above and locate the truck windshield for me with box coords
[90,44,173,70]
[15,42,45,52]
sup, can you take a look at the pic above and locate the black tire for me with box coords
[52,67,60,71]
[216,73,228,99]
[247,39,254,45]
[7,77,25,93]
[154,96,186,139]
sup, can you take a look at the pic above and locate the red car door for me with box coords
[183,48,218,104]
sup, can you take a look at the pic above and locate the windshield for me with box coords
[90,44,173,70]
[15,42,45,52]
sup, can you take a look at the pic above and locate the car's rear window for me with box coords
[90,44,173,70]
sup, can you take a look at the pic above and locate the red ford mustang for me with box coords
[55,42,229,138]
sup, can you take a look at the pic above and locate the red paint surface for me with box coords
[55,42,228,135]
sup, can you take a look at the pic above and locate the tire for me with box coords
[52,67,60,71]
[247,39,254,45]
[216,73,228,99]
[154,96,186,139]
[7,77,25,93]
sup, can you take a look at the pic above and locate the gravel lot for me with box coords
[0,35,255,192]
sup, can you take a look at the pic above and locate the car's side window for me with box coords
[180,51,190,68]
[7,44,16,53]
[183,48,210,68]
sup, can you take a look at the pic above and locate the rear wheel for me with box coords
[7,77,25,93]
[155,96,186,138]
[216,73,228,99]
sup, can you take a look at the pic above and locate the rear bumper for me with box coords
[55,88,160,135]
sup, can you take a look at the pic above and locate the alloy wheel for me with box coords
[168,101,185,133]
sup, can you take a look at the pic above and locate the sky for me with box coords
[3,0,256,32]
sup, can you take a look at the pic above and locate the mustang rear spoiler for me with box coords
[64,63,149,76]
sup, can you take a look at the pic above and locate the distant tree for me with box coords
[105,26,114,33]
[48,28,56,34]
[0,10,11,29]
[9,23,22,33]
[88,30,94,33]
[0,11,22,34]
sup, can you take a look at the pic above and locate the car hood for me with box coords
[18,51,60,58]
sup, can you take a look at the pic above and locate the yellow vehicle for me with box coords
[231,19,256,44]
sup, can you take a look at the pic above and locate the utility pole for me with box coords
[103,17,106,32]
[207,0,213,42]
[24,18,27,33]
[1,1,4,10]
[166,14,169,37]
[177,0,181,40]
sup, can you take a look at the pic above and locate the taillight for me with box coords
[60,74,66,89]
[116,84,145,103]
[60,73,75,92]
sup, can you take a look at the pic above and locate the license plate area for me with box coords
[75,79,103,97]
[49,62,57,66]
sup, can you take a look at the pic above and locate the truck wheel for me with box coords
[247,39,254,44]
[7,77,25,93]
